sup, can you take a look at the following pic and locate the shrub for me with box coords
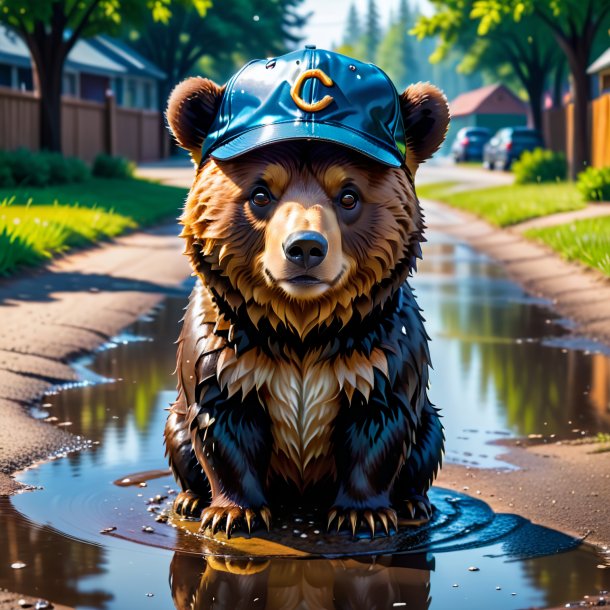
[4,148,51,187]
[92,154,135,179]
[0,156,15,187]
[513,148,567,184]
[577,166,610,202]
[39,152,90,184]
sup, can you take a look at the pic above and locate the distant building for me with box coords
[588,48,610,98]
[449,83,528,133]
[0,26,165,110]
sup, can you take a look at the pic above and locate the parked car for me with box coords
[451,127,492,162]
[483,127,544,170]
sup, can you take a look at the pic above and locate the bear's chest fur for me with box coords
[215,344,388,490]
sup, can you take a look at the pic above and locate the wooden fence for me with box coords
[0,86,166,163]
[542,94,610,169]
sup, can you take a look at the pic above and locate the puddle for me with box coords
[1,231,610,609]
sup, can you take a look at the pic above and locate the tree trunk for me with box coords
[30,45,65,152]
[552,62,565,109]
[525,77,544,135]
[556,40,592,179]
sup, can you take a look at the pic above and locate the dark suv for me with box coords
[483,127,544,170]
[451,127,492,162]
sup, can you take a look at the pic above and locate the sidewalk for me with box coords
[0,224,190,494]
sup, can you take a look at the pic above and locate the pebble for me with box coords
[11,561,26,569]
[468,566,479,572]
[142,526,155,533]
[100,527,117,534]
[35,601,53,609]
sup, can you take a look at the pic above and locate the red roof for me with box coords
[449,83,528,117]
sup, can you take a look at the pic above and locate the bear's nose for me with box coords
[283,231,328,269]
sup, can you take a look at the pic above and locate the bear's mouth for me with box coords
[287,275,322,285]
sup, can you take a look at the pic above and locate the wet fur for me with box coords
[164,78,449,534]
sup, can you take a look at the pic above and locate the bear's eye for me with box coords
[250,186,272,207]
[339,189,359,210]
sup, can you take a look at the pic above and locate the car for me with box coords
[451,127,492,162]
[483,127,544,170]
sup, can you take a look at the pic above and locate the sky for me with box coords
[299,0,432,50]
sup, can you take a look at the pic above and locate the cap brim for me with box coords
[207,121,404,168]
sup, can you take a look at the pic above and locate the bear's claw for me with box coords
[200,505,271,538]
[173,491,203,518]
[404,493,432,520]
[327,507,398,537]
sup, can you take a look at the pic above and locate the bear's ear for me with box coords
[166,77,225,164]
[399,83,450,176]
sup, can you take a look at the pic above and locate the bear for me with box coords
[163,48,449,539]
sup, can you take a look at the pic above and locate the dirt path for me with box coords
[512,202,610,232]
[423,198,610,346]
[0,224,190,495]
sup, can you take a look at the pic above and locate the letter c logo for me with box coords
[290,69,334,113]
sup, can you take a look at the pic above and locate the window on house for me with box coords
[125,79,137,107]
[0,64,11,87]
[62,72,77,97]
[143,81,152,110]
[114,78,124,106]
[601,72,610,93]
[17,67,33,91]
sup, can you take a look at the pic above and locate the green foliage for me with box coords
[0,150,92,187]
[2,149,51,187]
[524,217,610,277]
[127,0,307,99]
[513,149,567,184]
[92,154,135,179]
[0,162,15,187]
[0,201,135,276]
[417,182,585,226]
[576,167,610,202]
[39,152,91,184]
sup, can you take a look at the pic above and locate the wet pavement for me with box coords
[1,228,610,609]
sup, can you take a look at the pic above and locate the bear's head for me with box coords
[167,75,448,339]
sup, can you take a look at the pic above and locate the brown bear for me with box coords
[164,48,449,539]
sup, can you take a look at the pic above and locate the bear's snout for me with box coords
[282,231,328,270]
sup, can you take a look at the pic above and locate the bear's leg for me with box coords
[193,385,273,537]
[165,409,211,519]
[392,400,444,520]
[329,378,411,537]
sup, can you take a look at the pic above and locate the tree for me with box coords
[0,0,210,152]
[471,0,610,177]
[342,3,361,47]
[412,0,564,137]
[128,0,306,122]
[362,0,381,62]
[376,0,416,90]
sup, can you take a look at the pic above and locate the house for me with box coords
[587,48,610,167]
[449,83,528,134]
[588,48,610,98]
[0,25,165,111]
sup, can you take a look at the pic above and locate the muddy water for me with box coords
[1,231,610,609]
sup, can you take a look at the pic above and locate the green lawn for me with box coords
[416,181,586,227]
[0,178,186,276]
[524,217,610,277]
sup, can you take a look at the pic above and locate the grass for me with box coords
[416,181,585,227]
[524,217,610,277]
[0,178,187,276]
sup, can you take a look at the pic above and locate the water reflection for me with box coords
[169,553,432,610]
[415,235,610,465]
[2,233,610,609]
[0,498,112,608]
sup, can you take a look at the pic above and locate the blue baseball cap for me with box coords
[201,46,407,167]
